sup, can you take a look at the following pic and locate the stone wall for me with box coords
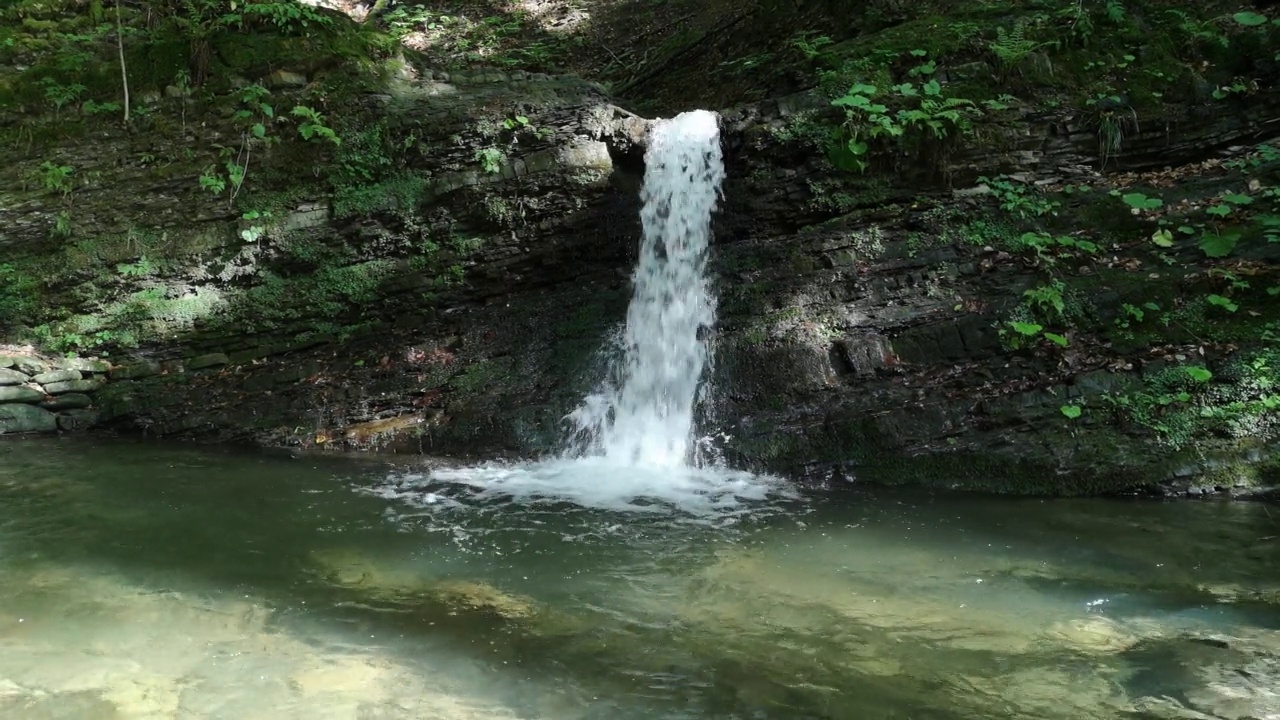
[0,353,110,433]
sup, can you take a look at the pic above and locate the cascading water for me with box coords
[377,110,791,516]
[565,109,725,468]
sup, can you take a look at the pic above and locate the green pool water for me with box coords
[0,436,1276,719]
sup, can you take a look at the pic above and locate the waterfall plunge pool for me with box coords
[1,436,1278,719]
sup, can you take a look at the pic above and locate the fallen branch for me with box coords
[116,0,130,123]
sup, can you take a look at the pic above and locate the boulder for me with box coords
[13,357,48,375]
[40,393,93,411]
[33,369,81,384]
[0,368,30,386]
[110,360,161,380]
[54,357,112,373]
[187,353,230,370]
[0,386,44,403]
[263,69,307,88]
[0,404,58,433]
[42,379,103,395]
[57,409,100,431]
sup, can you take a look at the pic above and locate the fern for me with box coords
[989,19,1050,69]
[1104,0,1127,24]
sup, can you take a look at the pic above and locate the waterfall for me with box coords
[380,109,789,514]
[565,110,725,468]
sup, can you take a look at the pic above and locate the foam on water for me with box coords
[372,109,784,515]
[366,459,791,518]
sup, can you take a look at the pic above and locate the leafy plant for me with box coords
[989,18,1052,69]
[83,100,122,115]
[1184,366,1213,383]
[980,175,1059,218]
[791,33,834,60]
[502,114,531,131]
[0,262,39,326]
[1198,231,1240,258]
[198,165,226,195]
[1087,94,1138,169]
[1000,319,1068,350]
[829,82,981,172]
[291,105,341,145]
[117,255,156,277]
[1122,192,1163,211]
[37,161,73,195]
[1258,214,1280,244]
[1231,11,1270,27]
[1023,280,1067,322]
[38,78,86,119]
[1205,294,1239,312]
[1060,404,1083,419]
[475,147,505,174]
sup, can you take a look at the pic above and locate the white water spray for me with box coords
[565,110,725,468]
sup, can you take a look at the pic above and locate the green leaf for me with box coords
[1060,404,1082,419]
[1269,286,1280,296]
[1233,11,1269,26]
[1221,193,1254,205]
[923,79,942,96]
[1122,192,1163,210]
[1206,294,1239,312]
[515,115,529,124]
[1206,204,1232,217]
[1184,366,1213,383]
[910,49,928,57]
[251,123,266,139]
[1198,231,1240,258]
[1043,332,1068,347]
[1151,228,1174,247]
[1009,321,1043,336]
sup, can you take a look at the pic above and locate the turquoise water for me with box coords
[0,436,1277,719]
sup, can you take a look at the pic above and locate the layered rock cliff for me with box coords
[1,0,1278,495]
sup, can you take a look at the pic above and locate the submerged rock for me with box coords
[1128,632,1280,720]
[308,548,537,620]
[428,580,537,620]
[1043,616,1143,655]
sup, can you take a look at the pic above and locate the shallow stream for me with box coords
[1,436,1277,719]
